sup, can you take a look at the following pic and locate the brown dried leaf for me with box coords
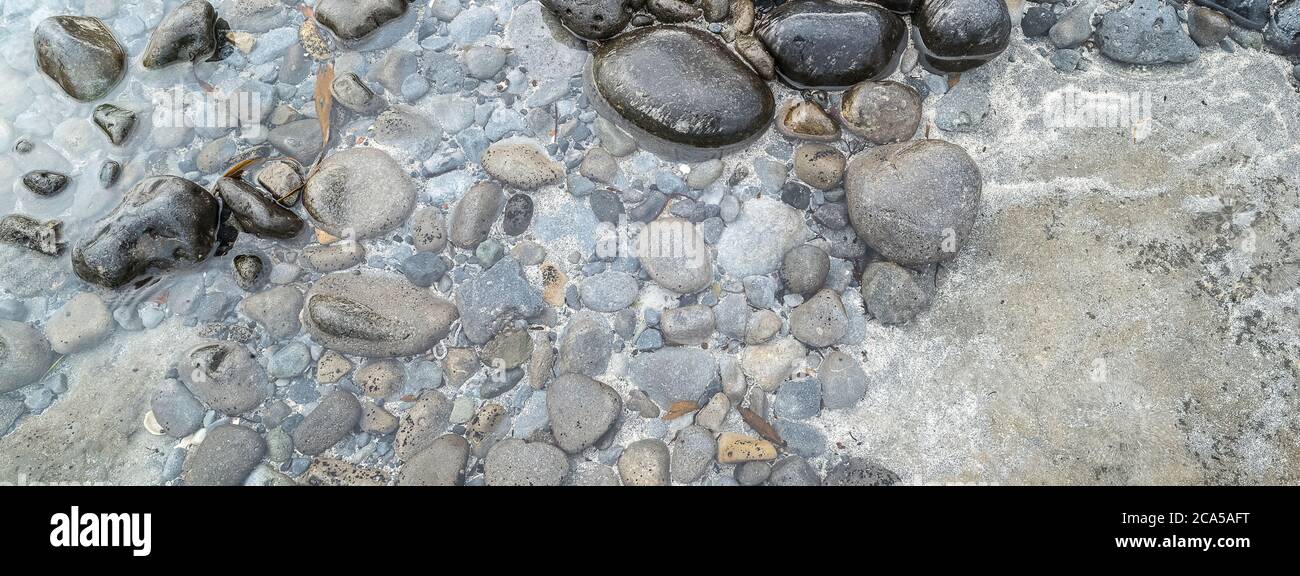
[315,229,340,245]
[314,63,335,147]
[947,72,961,90]
[661,401,701,421]
[737,406,785,447]
[221,156,260,180]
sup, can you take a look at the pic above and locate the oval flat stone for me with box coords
[587,25,774,159]
[756,0,908,89]
[33,16,126,102]
[303,147,416,239]
[316,0,409,41]
[302,270,459,357]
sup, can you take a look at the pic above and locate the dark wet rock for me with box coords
[839,80,921,144]
[1021,5,1056,37]
[142,0,219,69]
[33,16,126,102]
[913,0,1011,73]
[845,140,981,266]
[860,260,933,325]
[232,253,265,291]
[316,0,409,41]
[303,147,416,239]
[99,160,121,189]
[449,181,505,249]
[780,181,811,210]
[1097,0,1199,64]
[13,139,33,154]
[587,25,774,158]
[775,98,840,142]
[876,0,921,13]
[734,34,776,80]
[182,424,266,486]
[1188,7,1232,47]
[73,176,219,288]
[588,189,625,223]
[0,320,54,394]
[92,103,136,145]
[757,0,907,89]
[548,373,622,453]
[454,258,543,344]
[502,193,534,236]
[397,434,470,485]
[1268,1,1300,56]
[293,388,362,455]
[1196,0,1268,30]
[214,177,304,239]
[177,340,266,415]
[0,215,61,256]
[22,171,70,197]
[543,0,633,40]
[826,457,901,486]
[303,270,459,357]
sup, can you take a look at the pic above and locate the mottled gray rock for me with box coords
[628,347,718,406]
[482,138,565,190]
[484,438,569,486]
[543,0,633,40]
[150,379,205,438]
[781,245,830,296]
[548,373,622,452]
[1048,0,1098,49]
[0,321,53,394]
[303,270,459,357]
[182,424,266,486]
[34,15,126,101]
[449,181,504,249]
[826,457,901,486]
[395,391,453,459]
[713,293,750,339]
[736,461,771,485]
[935,80,991,133]
[397,434,470,485]
[412,208,448,253]
[789,289,849,348]
[557,310,615,377]
[455,258,543,344]
[303,147,416,239]
[316,0,408,41]
[293,389,361,455]
[670,425,716,483]
[638,217,714,294]
[580,271,640,312]
[618,438,670,486]
[177,340,266,415]
[1096,0,1200,64]
[860,261,933,325]
[44,293,112,354]
[819,350,868,410]
[142,0,218,68]
[659,305,716,346]
[237,286,303,340]
[774,378,822,419]
[767,455,821,486]
[301,242,366,273]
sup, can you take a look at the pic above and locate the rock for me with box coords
[717,197,807,278]
[1188,7,1232,47]
[789,289,848,348]
[503,194,534,236]
[412,208,448,253]
[236,286,302,340]
[177,340,266,415]
[302,270,459,357]
[839,80,921,144]
[315,351,353,384]
[660,305,716,346]
[671,425,716,483]
[687,160,725,189]
[820,350,868,409]
[735,461,771,485]
[618,438,670,486]
[775,419,826,457]
[557,310,615,377]
[548,373,622,452]
[579,148,620,184]
[734,35,776,80]
[150,379,205,438]
[768,455,820,485]
[331,73,379,114]
[1196,0,1267,30]
[542,0,633,40]
[1097,0,1200,64]
[713,293,750,340]
[99,161,122,189]
[1021,5,1056,37]
[0,321,54,394]
[232,254,264,291]
[395,391,453,459]
[481,138,565,190]
[33,15,126,102]
[303,147,416,239]
[449,181,504,249]
[397,434,470,485]
[455,258,543,344]
[182,424,265,486]
[215,178,303,239]
[142,0,218,68]
[299,458,389,486]
[741,336,805,392]
[638,217,715,294]
[73,176,218,288]
[580,271,639,312]
[355,359,405,398]
[484,438,569,486]
[774,378,821,419]
[1268,1,1300,56]
[717,432,777,463]
[757,0,907,88]
[302,242,366,273]
[21,171,70,197]
[44,293,112,354]
[293,389,361,455]
[463,44,507,79]
[775,97,840,142]
[696,392,730,432]
[1048,0,1098,49]
[629,346,718,406]
[844,140,981,266]
[733,0,756,32]
[92,104,136,145]
[826,457,901,486]
[861,261,933,325]
[781,244,831,295]
[594,117,637,157]
[269,120,323,163]
[316,0,408,41]
[587,25,774,158]
[935,79,991,132]
[913,0,1012,72]
[793,144,845,191]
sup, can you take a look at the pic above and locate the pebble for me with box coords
[767,455,821,486]
[826,457,901,486]
[360,403,399,434]
[860,261,934,325]
[556,310,615,377]
[503,194,534,236]
[355,359,406,398]
[793,144,845,191]
[395,390,453,459]
[758,0,907,88]
[303,270,459,357]
[713,293,750,339]
[819,350,869,409]
[548,373,622,452]
[177,340,266,415]
[150,379,206,438]
[33,16,126,101]
[44,293,112,354]
[659,305,716,346]
[92,104,136,145]
[1189,7,1232,47]
[454,257,543,344]
[789,289,848,348]
[449,181,504,249]
[775,98,840,142]
[717,432,777,463]
[268,342,312,379]
[482,137,565,190]
[670,425,717,483]
[182,424,266,486]
[142,0,218,68]
[1048,0,1098,49]
[774,378,822,419]
[411,208,449,253]
[628,346,718,406]
[695,392,730,432]
[638,217,715,294]
[1021,5,1057,37]
[618,438,671,486]
[397,434,470,485]
[735,461,771,485]
[580,271,640,312]
[484,438,569,486]
[740,336,805,391]
[780,244,831,295]
[303,148,416,239]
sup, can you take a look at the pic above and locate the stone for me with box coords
[412,208,448,253]
[793,144,845,191]
[355,359,405,398]
[594,117,637,156]
[395,391,453,459]
[587,25,774,158]
[269,120,323,163]
[548,373,622,452]
[303,147,416,239]
[449,181,504,249]
[734,35,776,80]
[781,244,831,295]
[33,15,126,101]
[331,73,379,114]
[315,351,353,384]
[717,432,777,463]
[819,350,868,410]
[463,44,507,79]
[638,217,714,294]
[302,242,366,273]
[618,438,670,486]
[1268,1,1300,56]
[361,402,399,435]
[629,346,718,407]
[913,0,1012,73]
[150,379,205,438]
[659,305,716,346]
[299,458,389,486]
[670,425,716,483]
[481,138,565,190]
[768,455,821,485]
[580,271,639,312]
[839,80,922,144]
[774,378,822,419]
[717,197,807,278]
[556,310,615,377]
[503,194,534,236]
[713,293,750,340]
[92,104,136,145]
[741,336,805,392]
[397,434,470,485]
[22,172,71,197]
[735,461,771,485]
[1021,5,1056,37]
[214,177,303,239]
[177,340,266,415]
[0,321,54,394]
[1188,7,1231,48]
[316,0,409,41]
[455,258,543,344]
[757,0,908,88]
[844,140,981,266]
[687,160,725,190]
[567,461,622,486]
[99,161,122,189]
[790,289,849,348]
[302,270,459,357]
[1049,0,1098,49]
[182,424,265,486]
[861,261,933,325]
[1096,0,1201,64]
[580,148,620,184]
[695,392,730,432]
[775,419,826,457]
[44,293,112,354]
[142,0,219,68]
[293,389,362,455]
[233,254,264,291]
[826,457,901,486]
[775,98,840,142]
[543,0,633,40]
[485,438,569,486]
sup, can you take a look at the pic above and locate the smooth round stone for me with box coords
[839,80,922,145]
[93,104,136,145]
[484,438,569,486]
[913,0,1012,73]
[73,176,219,288]
[659,305,715,346]
[481,137,565,190]
[142,0,218,69]
[44,293,112,354]
[547,373,622,453]
[177,340,267,415]
[781,244,830,295]
[33,15,126,102]
[579,271,640,312]
[303,270,459,357]
[756,0,908,89]
[637,217,714,294]
[775,98,840,142]
[502,193,534,236]
[448,181,504,249]
[619,439,671,486]
[844,140,981,266]
[1188,6,1232,47]
[182,424,266,486]
[789,288,848,348]
[0,320,54,394]
[303,147,416,239]
[543,0,633,40]
[293,388,362,455]
[587,25,774,159]
[820,350,869,410]
[793,144,845,191]
[151,379,205,438]
[860,260,933,325]
[316,0,409,41]
[670,425,717,484]
[397,434,470,486]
